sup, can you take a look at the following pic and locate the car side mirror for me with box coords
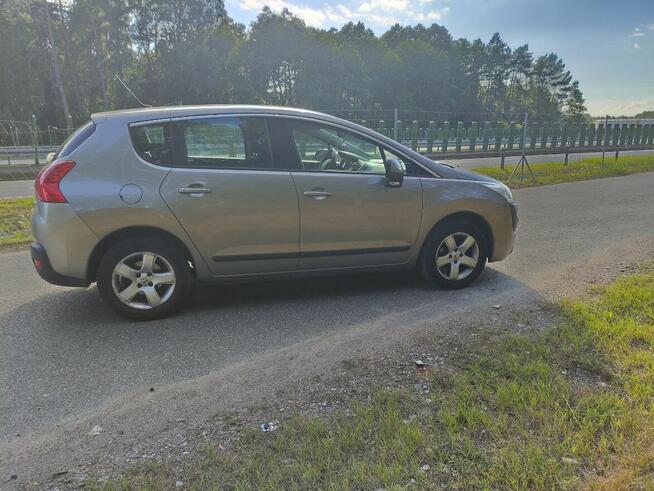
[46,152,56,164]
[384,157,405,187]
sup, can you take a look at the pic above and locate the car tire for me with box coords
[97,238,192,320]
[418,219,488,290]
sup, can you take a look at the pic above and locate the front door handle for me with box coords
[178,185,212,195]
[304,189,332,200]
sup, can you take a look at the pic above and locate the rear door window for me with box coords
[175,117,273,170]
[130,122,174,165]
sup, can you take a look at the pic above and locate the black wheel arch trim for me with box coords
[86,226,198,283]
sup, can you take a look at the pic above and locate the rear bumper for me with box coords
[31,242,89,287]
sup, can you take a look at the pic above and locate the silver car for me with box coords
[31,105,518,320]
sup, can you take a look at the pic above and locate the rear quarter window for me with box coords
[55,121,95,159]
[129,122,174,165]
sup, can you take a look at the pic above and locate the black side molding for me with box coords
[213,246,411,262]
[31,242,90,287]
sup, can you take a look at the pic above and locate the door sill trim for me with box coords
[212,245,411,262]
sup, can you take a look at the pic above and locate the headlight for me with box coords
[481,181,514,203]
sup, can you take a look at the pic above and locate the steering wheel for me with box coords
[336,150,364,163]
[319,148,338,170]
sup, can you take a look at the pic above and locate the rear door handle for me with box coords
[303,189,332,200]
[178,186,212,195]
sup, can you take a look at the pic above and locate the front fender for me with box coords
[412,178,515,263]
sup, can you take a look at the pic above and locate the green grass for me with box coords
[94,271,654,490]
[0,197,34,248]
[472,153,654,188]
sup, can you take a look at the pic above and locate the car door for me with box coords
[159,115,300,276]
[273,117,423,270]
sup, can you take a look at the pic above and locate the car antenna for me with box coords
[114,74,152,108]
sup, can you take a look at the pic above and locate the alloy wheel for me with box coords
[435,232,479,281]
[111,252,176,310]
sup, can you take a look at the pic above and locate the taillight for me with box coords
[35,160,76,203]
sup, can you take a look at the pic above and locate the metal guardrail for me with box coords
[425,145,654,162]
[0,145,59,165]
[0,145,59,154]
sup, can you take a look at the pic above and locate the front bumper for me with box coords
[31,242,89,287]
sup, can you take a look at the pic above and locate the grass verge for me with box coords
[94,271,654,490]
[0,197,34,249]
[472,152,654,188]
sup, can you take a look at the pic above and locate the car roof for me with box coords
[91,105,341,125]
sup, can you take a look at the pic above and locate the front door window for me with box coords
[289,121,388,174]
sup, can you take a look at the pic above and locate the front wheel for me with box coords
[97,238,192,320]
[418,220,488,289]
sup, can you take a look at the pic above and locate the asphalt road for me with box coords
[0,179,34,199]
[2,172,654,443]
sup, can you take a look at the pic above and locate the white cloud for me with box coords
[629,27,645,37]
[336,4,354,17]
[239,0,332,26]
[368,13,401,25]
[237,0,450,30]
[633,43,641,49]
[648,23,654,31]
[357,0,448,27]
[358,0,410,13]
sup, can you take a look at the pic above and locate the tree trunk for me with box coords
[34,1,72,128]
[57,0,84,118]
[91,16,110,110]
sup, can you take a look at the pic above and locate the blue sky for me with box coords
[225,0,654,116]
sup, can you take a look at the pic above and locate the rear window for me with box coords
[55,121,95,159]
[129,122,174,165]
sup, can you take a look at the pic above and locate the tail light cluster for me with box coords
[35,160,76,203]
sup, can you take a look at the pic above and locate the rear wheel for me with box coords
[97,238,192,320]
[419,220,488,289]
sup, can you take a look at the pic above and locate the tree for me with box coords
[527,53,573,120]
[30,1,72,127]
[480,33,511,112]
[0,1,586,130]
[394,40,454,112]
[0,1,49,123]
[504,44,532,114]
[564,80,587,122]
[381,23,453,52]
